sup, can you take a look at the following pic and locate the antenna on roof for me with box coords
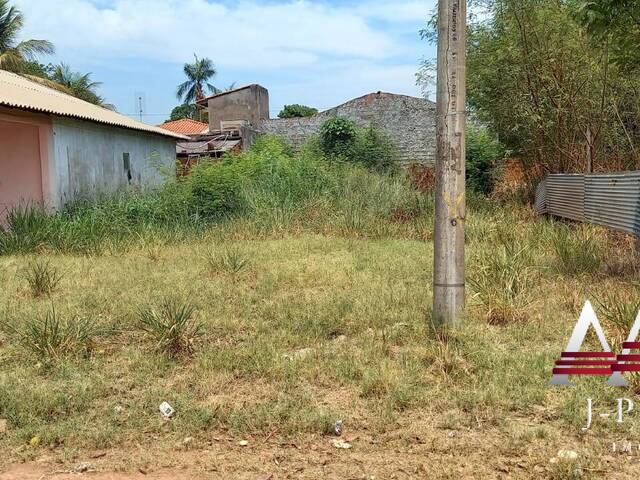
[134,91,146,122]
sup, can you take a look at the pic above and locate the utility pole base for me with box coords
[433,284,465,327]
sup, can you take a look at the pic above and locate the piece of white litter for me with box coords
[557,450,578,460]
[159,401,175,418]
[332,439,352,449]
[238,440,249,447]
[334,420,343,436]
[72,462,93,473]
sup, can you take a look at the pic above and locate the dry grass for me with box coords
[0,203,638,478]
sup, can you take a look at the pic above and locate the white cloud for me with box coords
[17,0,410,69]
[14,0,432,118]
[358,1,435,23]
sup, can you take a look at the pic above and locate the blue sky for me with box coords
[17,0,436,124]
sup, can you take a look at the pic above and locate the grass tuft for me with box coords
[552,226,601,276]
[205,247,251,275]
[469,242,534,324]
[594,291,640,349]
[22,259,63,297]
[2,308,99,362]
[138,299,202,359]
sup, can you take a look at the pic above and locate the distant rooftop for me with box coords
[158,118,209,135]
[196,84,263,106]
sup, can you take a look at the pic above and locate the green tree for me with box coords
[579,0,640,70]
[19,60,53,78]
[168,103,208,123]
[278,104,318,118]
[176,54,216,104]
[50,63,113,109]
[170,104,198,121]
[424,0,640,174]
[353,123,397,172]
[0,0,54,72]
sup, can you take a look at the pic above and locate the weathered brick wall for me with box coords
[254,92,436,166]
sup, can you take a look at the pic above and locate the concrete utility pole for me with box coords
[433,0,467,325]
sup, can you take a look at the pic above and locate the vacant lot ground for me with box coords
[1,198,640,479]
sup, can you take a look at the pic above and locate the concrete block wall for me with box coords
[255,92,436,167]
[207,85,269,132]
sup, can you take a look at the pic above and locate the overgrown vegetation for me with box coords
[0,136,419,255]
[466,125,507,195]
[421,0,640,176]
[469,242,534,324]
[319,117,397,171]
[552,225,602,276]
[0,135,636,476]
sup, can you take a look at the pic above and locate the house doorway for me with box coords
[0,119,44,221]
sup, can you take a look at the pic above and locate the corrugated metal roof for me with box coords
[158,118,209,135]
[0,70,188,140]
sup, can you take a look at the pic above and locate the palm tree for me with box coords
[51,63,114,109]
[176,54,216,104]
[0,0,54,72]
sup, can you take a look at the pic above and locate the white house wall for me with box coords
[49,117,176,209]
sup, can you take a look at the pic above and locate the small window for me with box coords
[123,153,132,183]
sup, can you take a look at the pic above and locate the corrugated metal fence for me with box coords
[535,172,640,237]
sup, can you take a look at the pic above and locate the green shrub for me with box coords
[319,118,398,172]
[353,124,398,172]
[189,161,245,218]
[319,117,358,158]
[466,126,506,195]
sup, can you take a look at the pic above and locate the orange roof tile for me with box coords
[158,118,209,135]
